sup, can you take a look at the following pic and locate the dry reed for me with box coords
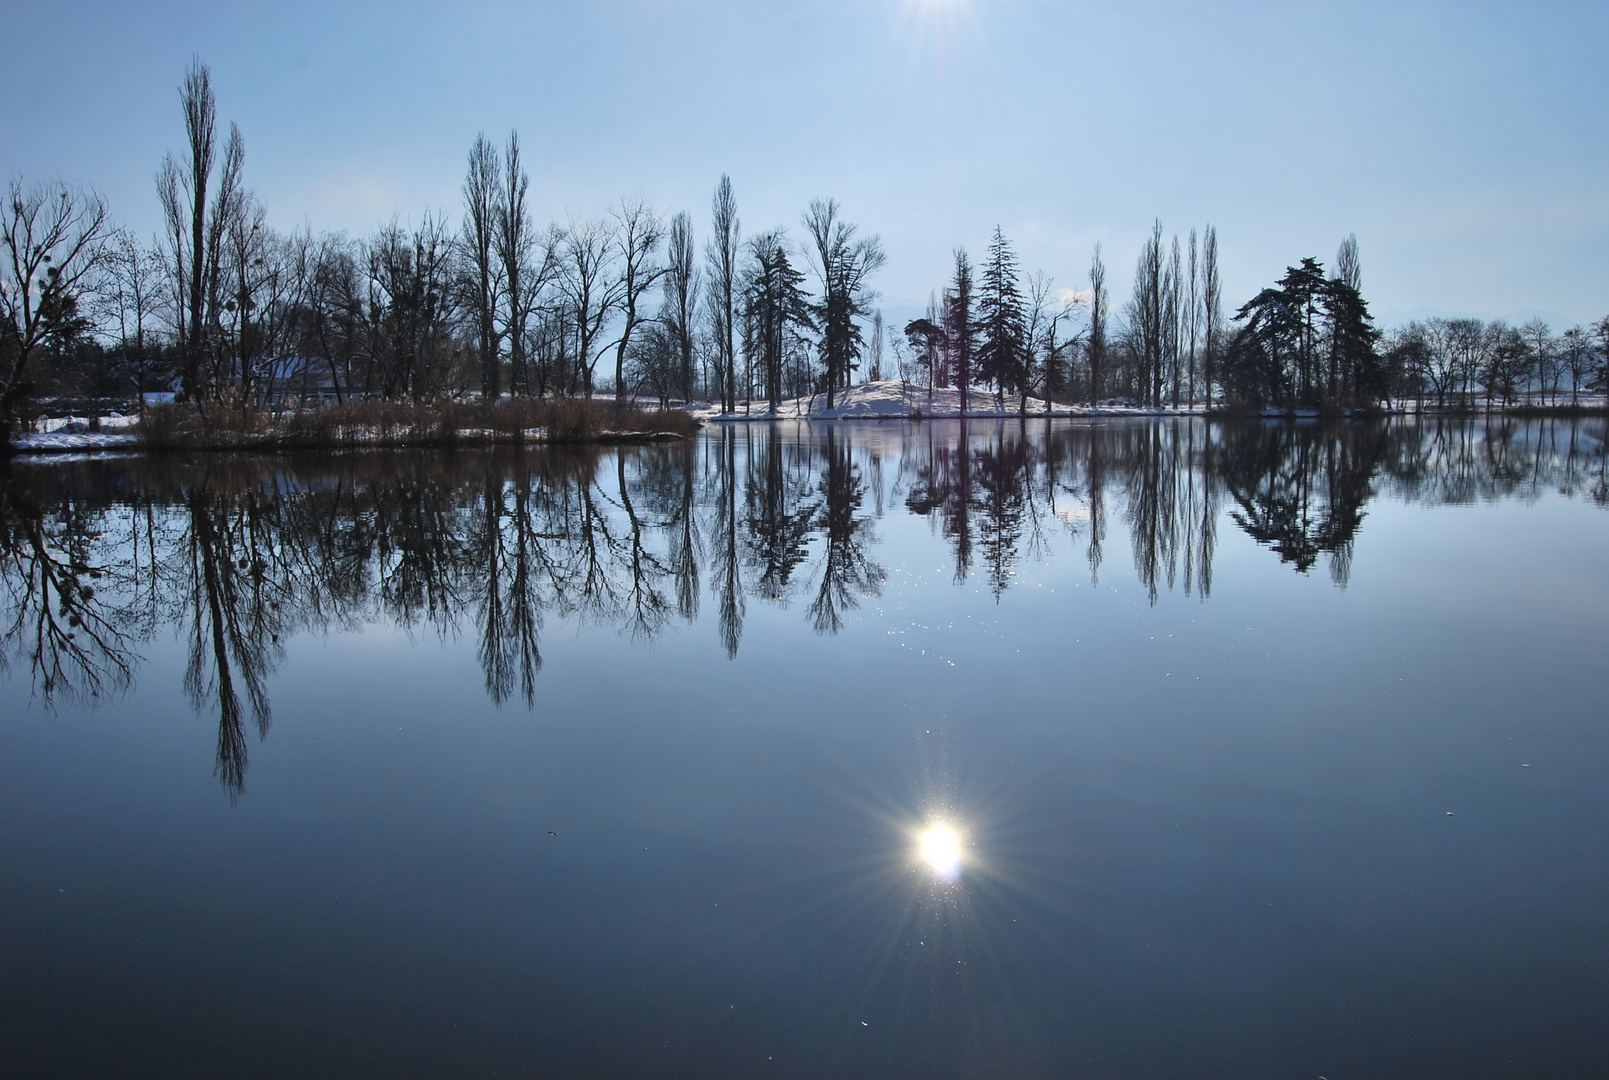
[138,397,697,451]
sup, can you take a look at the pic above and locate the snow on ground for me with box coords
[37,413,140,432]
[13,414,143,451]
[12,432,143,452]
[686,381,1177,421]
[7,423,677,454]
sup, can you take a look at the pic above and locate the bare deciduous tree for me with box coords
[166,56,215,399]
[1201,226,1221,408]
[661,211,699,404]
[1127,221,1165,406]
[1520,319,1556,405]
[366,213,462,400]
[1335,233,1361,293]
[1559,324,1593,404]
[556,217,621,398]
[1165,235,1181,408]
[104,229,163,413]
[610,198,665,402]
[1088,243,1107,407]
[1023,270,1079,413]
[156,56,250,406]
[461,134,502,400]
[0,178,110,442]
[803,197,884,410]
[498,132,544,398]
[706,175,740,412]
[1185,229,1199,405]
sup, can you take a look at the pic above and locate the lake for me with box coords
[3,417,1606,1078]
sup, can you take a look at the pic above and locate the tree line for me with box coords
[898,223,1229,412]
[5,57,1609,446]
[902,227,1609,414]
[1,58,890,435]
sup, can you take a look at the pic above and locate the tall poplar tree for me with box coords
[461,134,501,399]
[706,176,740,412]
[497,132,536,398]
[1128,221,1165,406]
[1088,243,1107,407]
[661,211,699,404]
[157,57,245,400]
[1201,226,1221,409]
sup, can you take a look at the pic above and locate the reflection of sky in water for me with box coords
[2,418,1608,1077]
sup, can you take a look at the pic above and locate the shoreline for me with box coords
[9,381,1605,456]
[13,408,1607,457]
[5,397,700,457]
[685,381,1609,424]
[6,428,693,457]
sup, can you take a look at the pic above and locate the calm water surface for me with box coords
[2,418,1607,1078]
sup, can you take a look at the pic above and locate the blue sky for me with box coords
[9,0,1607,325]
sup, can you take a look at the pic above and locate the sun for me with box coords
[918,824,963,879]
[904,0,972,18]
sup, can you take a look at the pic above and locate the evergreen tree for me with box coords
[1227,285,1301,406]
[974,227,1027,406]
[1321,278,1381,404]
[944,249,976,414]
[743,229,811,412]
[1276,258,1327,402]
[1593,316,1609,394]
[1228,256,1382,409]
[903,315,944,393]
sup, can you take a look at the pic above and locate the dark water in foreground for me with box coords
[2,417,1607,1078]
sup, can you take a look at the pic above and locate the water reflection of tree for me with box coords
[904,423,975,584]
[179,483,288,795]
[472,469,542,708]
[669,442,701,622]
[468,446,701,703]
[1216,422,1385,584]
[368,462,467,633]
[1121,420,1219,601]
[1381,415,1609,510]
[0,481,135,702]
[4,417,1606,793]
[744,424,814,604]
[613,446,688,640]
[973,428,1031,600]
[710,427,745,658]
[808,427,885,634]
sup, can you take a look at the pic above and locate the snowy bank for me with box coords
[687,382,1180,422]
[12,431,144,452]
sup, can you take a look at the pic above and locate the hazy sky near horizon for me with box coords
[8,0,1607,324]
